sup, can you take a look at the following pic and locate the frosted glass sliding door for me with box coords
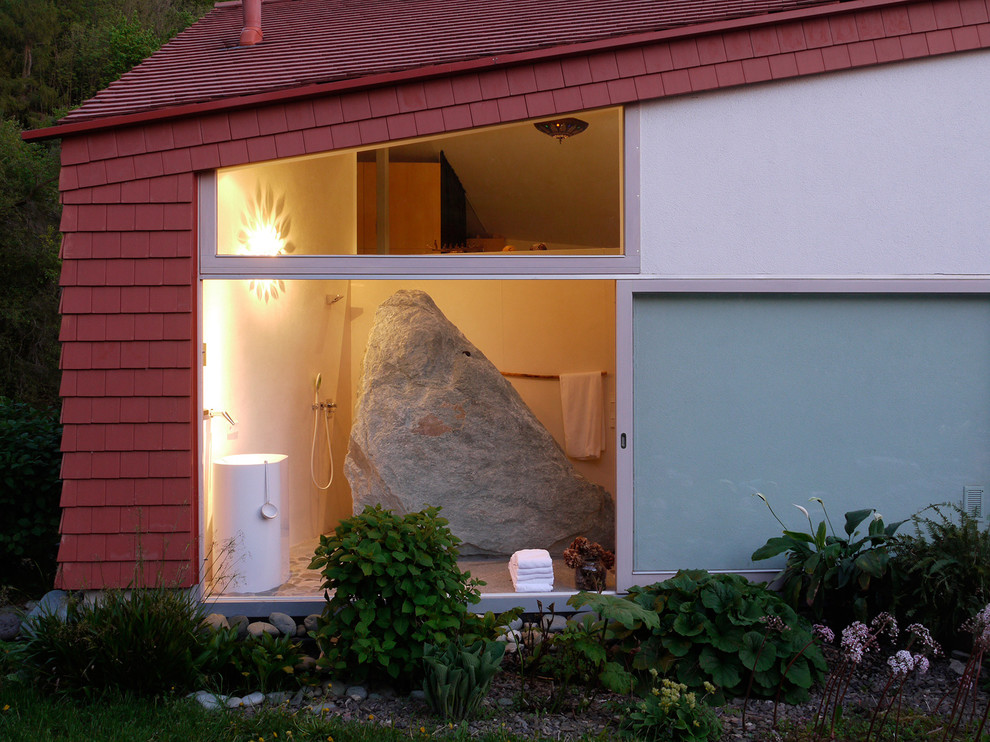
[631,293,990,574]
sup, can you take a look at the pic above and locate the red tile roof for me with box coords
[60,0,839,124]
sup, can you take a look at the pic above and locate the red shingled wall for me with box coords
[52,0,990,589]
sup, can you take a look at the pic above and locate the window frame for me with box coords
[198,108,641,279]
[615,276,990,591]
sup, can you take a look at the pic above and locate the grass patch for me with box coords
[0,681,620,742]
[0,682,234,742]
[776,706,977,742]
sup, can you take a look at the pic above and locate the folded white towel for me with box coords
[509,562,553,575]
[512,582,554,593]
[509,564,553,581]
[509,549,552,570]
[508,549,554,592]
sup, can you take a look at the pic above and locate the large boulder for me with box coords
[345,289,614,556]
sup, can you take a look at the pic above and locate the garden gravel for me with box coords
[218,650,987,740]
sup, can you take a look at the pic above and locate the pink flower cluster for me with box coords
[886,649,930,676]
[961,603,990,651]
[760,615,786,633]
[813,624,835,644]
[906,623,941,657]
[841,621,877,664]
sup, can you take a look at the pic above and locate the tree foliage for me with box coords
[0,0,211,409]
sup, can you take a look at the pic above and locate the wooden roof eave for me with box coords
[21,0,919,143]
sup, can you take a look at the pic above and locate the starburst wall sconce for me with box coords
[237,184,295,302]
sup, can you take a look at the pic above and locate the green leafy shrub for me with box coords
[891,503,990,649]
[309,505,483,685]
[422,637,505,721]
[0,398,61,589]
[623,570,826,704]
[22,588,206,696]
[622,671,722,742]
[751,495,904,624]
[196,626,303,694]
[547,592,659,696]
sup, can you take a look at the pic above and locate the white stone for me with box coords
[346,290,614,556]
[243,691,265,707]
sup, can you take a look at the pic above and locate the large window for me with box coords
[628,290,990,576]
[202,107,636,276]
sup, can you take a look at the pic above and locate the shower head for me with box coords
[315,373,322,391]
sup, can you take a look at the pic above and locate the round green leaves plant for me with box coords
[625,570,827,704]
[309,505,482,685]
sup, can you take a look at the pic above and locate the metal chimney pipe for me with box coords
[239,0,263,46]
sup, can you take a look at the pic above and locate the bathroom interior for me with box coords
[200,108,623,597]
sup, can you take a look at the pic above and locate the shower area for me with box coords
[200,278,617,598]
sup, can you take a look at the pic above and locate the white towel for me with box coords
[511,582,554,593]
[509,549,552,570]
[508,563,553,581]
[509,549,554,592]
[560,372,604,460]
[514,567,553,577]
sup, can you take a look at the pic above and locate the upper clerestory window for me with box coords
[202,107,638,276]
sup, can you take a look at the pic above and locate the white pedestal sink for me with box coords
[212,454,289,593]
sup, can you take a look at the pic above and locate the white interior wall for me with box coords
[202,278,352,558]
[216,151,357,256]
[638,49,990,276]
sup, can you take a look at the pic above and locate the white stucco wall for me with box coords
[638,50,990,277]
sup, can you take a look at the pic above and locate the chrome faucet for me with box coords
[204,409,237,426]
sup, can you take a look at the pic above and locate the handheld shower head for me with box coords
[315,373,322,392]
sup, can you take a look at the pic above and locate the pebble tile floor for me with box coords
[218,537,615,597]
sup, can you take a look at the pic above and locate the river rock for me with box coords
[229,614,249,639]
[0,610,20,640]
[201,613,229,632]
[21,590,71,637]
[247,620,279,638]
[268,611,296,637]
[304,613,320,634]
[346,289,614,555]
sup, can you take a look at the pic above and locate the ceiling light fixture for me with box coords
[534,117,589,142]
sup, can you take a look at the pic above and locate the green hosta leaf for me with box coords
[739,631,776,672]
[700,579,740,613]
[672,610,707,637]
[784,659,814,688]
[707,625,744,652]
[697,646,742,689]
[661,633,693,657]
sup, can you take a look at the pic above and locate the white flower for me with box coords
[913,654,930,675]
[813,625,835,644]
[793,504,810,519]
[887,650,915,675]
[841,622,876,664]
[873,511,883,521]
